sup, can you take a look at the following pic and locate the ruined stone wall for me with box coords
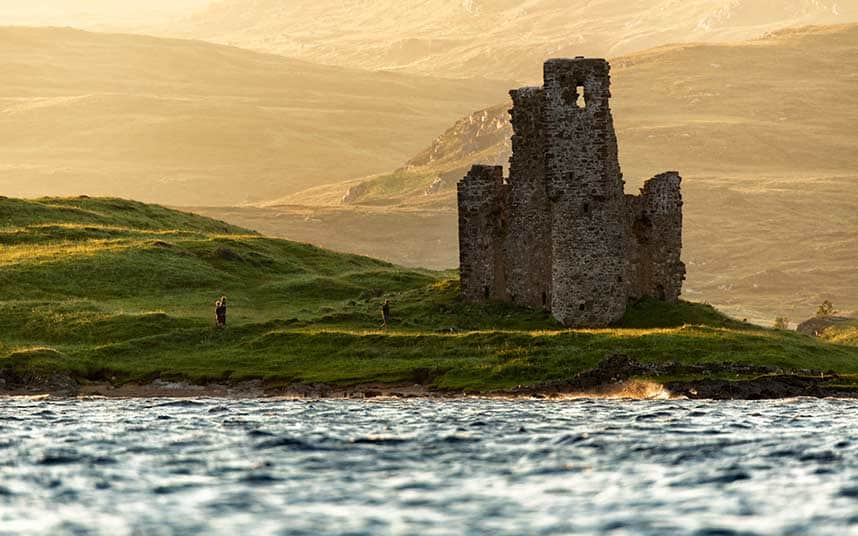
[624,193,646,301]
[504,87,552,309]
[457,58,685,327]
[542,58,628,327]
[628,172,686,302]
[457,165,508,302]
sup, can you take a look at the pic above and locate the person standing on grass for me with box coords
[381,299,391,329]
[216,296,228,327]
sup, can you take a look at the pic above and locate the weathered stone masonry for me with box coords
[457,58,686,327]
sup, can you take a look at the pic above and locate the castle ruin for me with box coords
[457,58,686,327]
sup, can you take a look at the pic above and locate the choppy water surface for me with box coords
[1,398,856,535]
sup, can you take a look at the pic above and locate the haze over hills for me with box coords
[0,27,509,205]
[184,0,858,81]
[198,24,858,323]
[0,0,209,31]
[284,24,858,206]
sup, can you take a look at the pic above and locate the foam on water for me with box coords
[0,398,856,535]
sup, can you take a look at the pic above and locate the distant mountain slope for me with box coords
[0,0,209,31]
[281,24,858,207]
[184,0,858,81]
[215,24,858,322]
[0,27,509,205]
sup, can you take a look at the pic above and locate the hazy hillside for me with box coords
[202,24,858,323]
[281,24,858,206]
[184,0,858,81]
[0,0,209,31]
[0,27,509,205]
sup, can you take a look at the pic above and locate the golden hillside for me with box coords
[184,0,858,81]
[0,0,208,30]
[0,27,509,205]
[281,24,858,206]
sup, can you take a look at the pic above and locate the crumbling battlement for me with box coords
[458,165,508,302]
[457,58,686,327]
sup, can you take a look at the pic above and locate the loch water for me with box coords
[0,398,856,535]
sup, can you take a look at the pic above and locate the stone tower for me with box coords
[541,58,628,326]
[457,57,686,328]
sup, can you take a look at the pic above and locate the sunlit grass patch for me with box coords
[0,240,136,265]
[821,323,858,346]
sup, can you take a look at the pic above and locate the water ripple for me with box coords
[0,398,855,535]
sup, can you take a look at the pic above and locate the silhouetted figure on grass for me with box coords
[216,296,228,327]
[381,300,391,329]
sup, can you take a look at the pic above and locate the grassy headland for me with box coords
[1,197,857,396]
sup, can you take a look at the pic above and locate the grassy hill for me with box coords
[2,197,857,395]
[0,27,510,206]
[183,0,858,81]
[209,24,858,323]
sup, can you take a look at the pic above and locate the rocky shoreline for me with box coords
[503,355,857,400]
[1,355,855,400]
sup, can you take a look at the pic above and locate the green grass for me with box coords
[2,196,858,393]
[340,169,439,206]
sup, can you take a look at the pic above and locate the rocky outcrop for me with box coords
[342,182,371,205]
[423,168,469,196]
[666,375,854,400]
[797,316,853,336]
[408,106,510,169]
[506,355,853,400]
